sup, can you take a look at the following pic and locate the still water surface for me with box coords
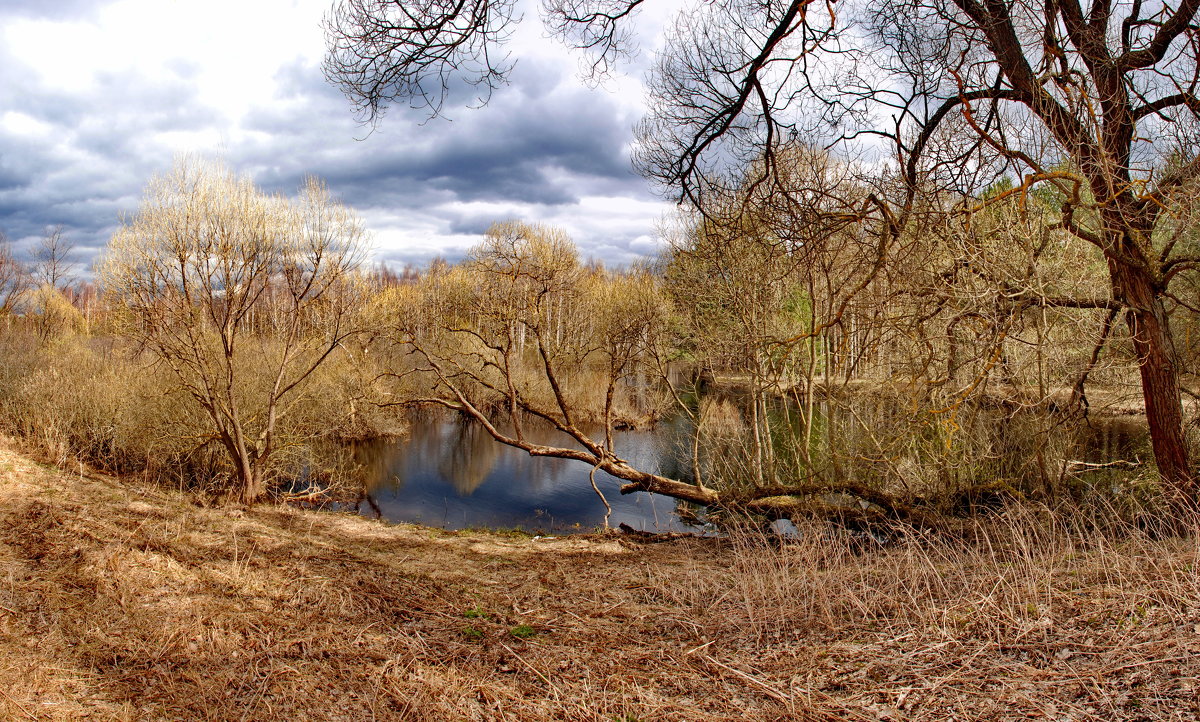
[348,414,700,533]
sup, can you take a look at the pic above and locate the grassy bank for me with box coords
[1,437,1198,721]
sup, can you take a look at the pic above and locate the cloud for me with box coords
[0,51,223,256]
[231,51,667,267]
[1,0,98,20]
[0,0,674,273]
[247,55,641,198]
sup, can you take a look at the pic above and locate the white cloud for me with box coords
[7,0,327,121]
[0,111,55,138]
[0,0,679,269]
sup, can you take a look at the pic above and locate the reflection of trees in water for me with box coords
[354,412,583,499]
[1080,418,1144,464]
[443,411,676,497]
[327,398,1152,534]
[443,414,600,495]
[308,439,401,497]
[341,398,1151,534]
[348,401,1148,514]
[342,438,407,496]
[439,418,501,495]
[354,491,383,519]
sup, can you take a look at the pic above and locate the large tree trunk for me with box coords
[239,465,266,504]
[1110,261,1195,508]
[220,432,265,504]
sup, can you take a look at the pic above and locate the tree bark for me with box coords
[239,466,265,504]
[1110,260,1196,508]
[221,433,264,504]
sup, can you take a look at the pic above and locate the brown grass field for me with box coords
[1,435,1198,721]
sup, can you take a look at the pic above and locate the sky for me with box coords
[0,0,679,275]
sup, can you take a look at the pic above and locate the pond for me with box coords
[344,413,704,534]
[339,405,1150,534]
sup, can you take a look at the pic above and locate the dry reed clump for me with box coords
[2,437,1198,721]
[641,510,1200,718]
[0,332,405,498]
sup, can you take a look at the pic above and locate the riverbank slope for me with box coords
[1,436,1198,720]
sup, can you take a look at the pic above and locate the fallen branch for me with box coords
[1064,458,1141,474]
[736,482,951,533]
[617,523,698,542]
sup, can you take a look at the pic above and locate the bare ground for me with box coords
[1,436,1198,721]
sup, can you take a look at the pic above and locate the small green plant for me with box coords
[461,625,484,640]
[510,624,537,639]
[464,607,489,619]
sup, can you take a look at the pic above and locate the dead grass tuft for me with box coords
[1,436,1198,720]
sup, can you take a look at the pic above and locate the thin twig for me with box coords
[500,643,561,700]
[0,687,39,721]
[1107,654,1196,673]
[703,655,794,712]
[588,463,612,530]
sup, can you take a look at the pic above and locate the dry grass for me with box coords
[1,436,1198,720]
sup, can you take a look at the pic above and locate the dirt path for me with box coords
[1,437,1198,720]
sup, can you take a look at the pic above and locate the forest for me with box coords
[2,148,1199,719]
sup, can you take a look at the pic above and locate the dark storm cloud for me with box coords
[0,160,26,192]
[446,214,499,236]
[0,32,223,259]
[242,55,644,209]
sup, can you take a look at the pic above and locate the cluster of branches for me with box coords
[101,159,369,503]
[369,222,720,505]
[325,0,1200,515]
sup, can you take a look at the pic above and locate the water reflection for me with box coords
[348,414,702,533]
[437,421,500,495]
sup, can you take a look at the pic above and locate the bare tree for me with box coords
[324,0,1200,509]
[0,230,30,317]
[101,159,370,503]
[323,0,517,121]
[641,0,1200,505]
[662,148,887,485]
[372,221,948,526]
[380,222,718,502]
[32,225,77,292]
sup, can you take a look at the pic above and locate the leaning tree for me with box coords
[325,0,1200,508]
